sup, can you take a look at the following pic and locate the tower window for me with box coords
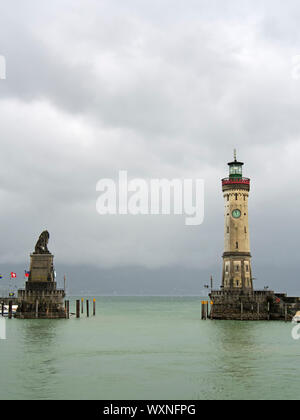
[235,193,238,200]
[230,164,242,176]
[244,227,247,233]
[236,241,238,249]
[227,195,229,201]
[236,265,239,272]
[225,265,229,273]
[246,265,249,272]
[227,226,229,233]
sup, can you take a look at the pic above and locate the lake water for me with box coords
[0,296,299,400]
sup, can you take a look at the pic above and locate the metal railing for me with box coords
[222,177,250,185]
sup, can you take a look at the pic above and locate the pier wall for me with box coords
[210,290,300,321]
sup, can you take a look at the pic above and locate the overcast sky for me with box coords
[1,0,300,295]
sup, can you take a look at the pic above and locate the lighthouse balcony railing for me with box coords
[222,177,250,186]
[210,289,274,296]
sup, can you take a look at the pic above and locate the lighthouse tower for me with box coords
[221,151,253,290]
[209,151,300,320]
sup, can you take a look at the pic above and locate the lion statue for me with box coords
[34,230,50,254]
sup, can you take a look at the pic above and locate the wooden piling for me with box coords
[285,304,287,322]
[1,302,4,317]
[86,300,89,317]
[76,300,80,318]
[81,298,84,314]
[35,300,39,318]
[8,301,13,319]
[93,298,96,316]
[240,302,243,321]
[201,301,208,320]
[65,300,69,319]
[257,302,260,319]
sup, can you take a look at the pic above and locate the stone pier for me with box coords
[210,289,300,321]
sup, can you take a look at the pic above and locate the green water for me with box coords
[0,296,299,400]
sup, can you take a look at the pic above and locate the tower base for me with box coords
[209,289,300,321]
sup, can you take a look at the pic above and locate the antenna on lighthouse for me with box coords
[234,148,237,161]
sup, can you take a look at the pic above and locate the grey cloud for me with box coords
[0,0,300,294]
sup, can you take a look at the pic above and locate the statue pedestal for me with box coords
[28,253,55,282]
[15,253,66,319]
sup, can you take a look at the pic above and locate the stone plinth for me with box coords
[28,253,55,283]
[15,253,66,319]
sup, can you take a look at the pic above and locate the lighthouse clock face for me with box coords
[232,209,241,219]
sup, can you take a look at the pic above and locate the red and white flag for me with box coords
[10,272,17,278]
